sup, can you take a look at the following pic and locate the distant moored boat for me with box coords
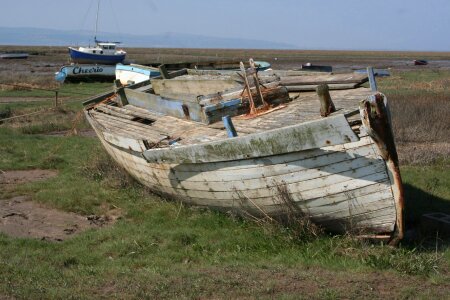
[0,52,29,59]
[69,0,126,65]
[68,42,126,65]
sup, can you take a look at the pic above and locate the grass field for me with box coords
[0,48,449,299]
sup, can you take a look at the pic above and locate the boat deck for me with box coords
[88,87,374,148]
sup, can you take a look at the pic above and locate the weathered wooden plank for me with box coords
[139,140,379,180]
[143,135,377,172]
[198,81,280,105]
[92,118,151,141]
[128,169,389,206]
[95,105,136,120]
[306,192,394,216]
[103,104,162,121]
[129,150,386,192]
[187,69,332,77]
[125,88,206,123]
[141,176,391,210]
[102,131,148,152]
[123,105,165,119]
[280,73,368,86]
[90,111,170,143]
[143,114,359,164]
[151,76,240,96]
[286,83,359,91]
[136,167,389,202]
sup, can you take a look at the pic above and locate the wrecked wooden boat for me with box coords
[83,63,404,244]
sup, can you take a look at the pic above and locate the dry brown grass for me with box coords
[390,93,450,165]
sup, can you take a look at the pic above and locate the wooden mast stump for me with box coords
[316,84,336,117]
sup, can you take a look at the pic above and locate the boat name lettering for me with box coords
[72,66,104,74]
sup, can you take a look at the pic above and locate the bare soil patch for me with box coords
[0,196,97,241]
[0,169,120,241]
[0,169,58,186]
[114,265,449,299]
[223,266,448,299]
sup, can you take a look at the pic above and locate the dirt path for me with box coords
[0,169,117,241]
[0,195,98,241]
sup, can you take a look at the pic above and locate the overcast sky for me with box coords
[1,0,449,51]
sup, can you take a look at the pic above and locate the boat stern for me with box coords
[360,93,405,244]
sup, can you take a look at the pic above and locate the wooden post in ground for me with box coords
[367,67,378,91]
[54,91,59,107]
[316,84,336,117]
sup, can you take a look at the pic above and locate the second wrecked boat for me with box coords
[83,62,404,244]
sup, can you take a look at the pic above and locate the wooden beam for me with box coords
[151,77,239,96]
[240,61,256,114]
[280,73,368,86]
[158,65,170,79]
[367,67,378,91]
[285,83,359,92]
[114,79,128,107]
[142,114,359,164]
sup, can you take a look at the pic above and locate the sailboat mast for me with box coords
[94,0,100,42]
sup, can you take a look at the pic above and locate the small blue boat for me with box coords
[68,0,126,65]
[69,42,126,65]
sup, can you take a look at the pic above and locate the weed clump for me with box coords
[0,106,12,120]
[235,182,323,243]
[80,152,137,189]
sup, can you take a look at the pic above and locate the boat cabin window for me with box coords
[100,45,115,50]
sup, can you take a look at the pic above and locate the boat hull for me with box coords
[0,53,29,59]
[85,111,401,239]
[115,64,161,85]
[55,64,116,83]
[69,47,125,65]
